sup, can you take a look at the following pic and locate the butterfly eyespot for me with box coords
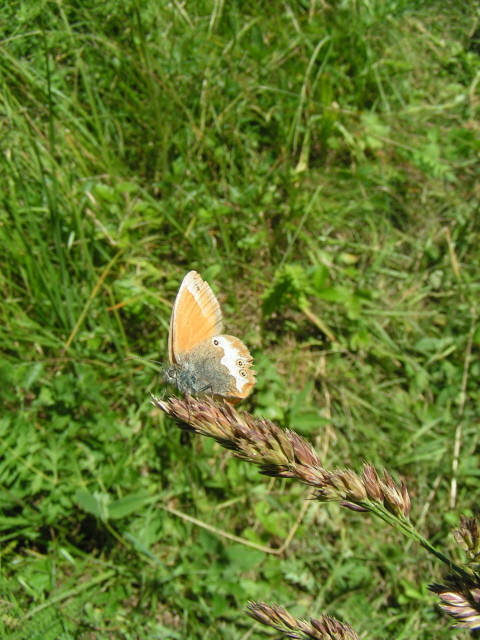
[213,339,219,346]
[240,370,247,377]
[236,359,244,367]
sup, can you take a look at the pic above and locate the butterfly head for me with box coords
[163,362,207,396]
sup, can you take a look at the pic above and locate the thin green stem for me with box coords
[366,501,472,580]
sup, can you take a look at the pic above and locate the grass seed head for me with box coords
[246,601,360,639]
[430,577,480,630]
[453,516,480,562]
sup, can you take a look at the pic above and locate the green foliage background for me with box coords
[1,1,479,638]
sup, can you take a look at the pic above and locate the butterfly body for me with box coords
[165,271,255,404]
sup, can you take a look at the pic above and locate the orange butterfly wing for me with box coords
[168,271,223,364]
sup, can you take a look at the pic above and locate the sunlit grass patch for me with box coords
[1,0,479,637]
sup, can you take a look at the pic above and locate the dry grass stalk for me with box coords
[151,395,411,518]
[246,601,360,640]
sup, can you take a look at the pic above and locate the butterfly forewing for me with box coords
[168,271,223,364]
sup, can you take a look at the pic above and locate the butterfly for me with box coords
[163,271,256,404]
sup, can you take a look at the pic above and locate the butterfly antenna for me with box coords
[125,356,163,366]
